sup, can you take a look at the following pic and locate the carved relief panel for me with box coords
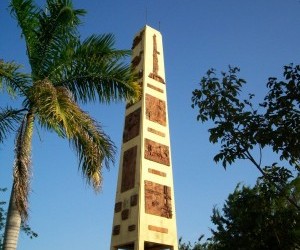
[145,94,166,126]
[145,180,172,219]
[144,138,170,166]
[123,108,141,143]
[148,34,165,84]
[121,146,137,192]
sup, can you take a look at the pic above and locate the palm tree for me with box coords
[1,0,140,249]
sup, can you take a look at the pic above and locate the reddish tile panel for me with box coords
[144,138,170,166]
[145,94,166,126]
[144,180,172,219]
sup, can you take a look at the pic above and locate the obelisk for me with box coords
[110,25,178,250]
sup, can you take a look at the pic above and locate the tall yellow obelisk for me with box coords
[110,25,178,250]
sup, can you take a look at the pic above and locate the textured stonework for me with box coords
[146,94,166,126]
[144,180,172,219]
[144,138,170,166]
[121,146,137,192]
[148,34,165,84]
[123,108,141,142]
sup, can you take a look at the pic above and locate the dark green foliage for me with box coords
[189,65,300,249]
[0,107,26,144]
[179,235,212,250]
[209,168,300,250]
[262,65,300,167]
[179,168,300,250]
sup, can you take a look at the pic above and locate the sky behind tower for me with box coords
[1,0,300,249]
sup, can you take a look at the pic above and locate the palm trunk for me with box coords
[3,111,34,250]
[2,187,21,250]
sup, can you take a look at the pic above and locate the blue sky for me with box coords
[1,0,300,249]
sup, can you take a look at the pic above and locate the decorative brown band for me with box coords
[148,168,166,177]
[147,83,164,93]
[147,127,165,137]
[148,225,168,234]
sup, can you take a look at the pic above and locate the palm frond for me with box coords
[0,60,30,97]
[13,111,34,220]
[31,0,85,79]
[0,107,26,143]
[10,0,40,58]
[49,34,140,104]
[70,114,115,190]
[30,79,115,190]
[78,34,131,62]
[28,79,65,136]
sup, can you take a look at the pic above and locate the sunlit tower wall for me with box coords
[110,25,178,250]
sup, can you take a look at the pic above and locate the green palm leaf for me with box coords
[0,60,30,97]
[49,34,140,103]
[10,0,39,58]
[0,107,26,143]
[30,79,115,190]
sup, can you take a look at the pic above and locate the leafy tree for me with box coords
[179,235,211,250]
[209,167,300,250]
[179,167,300,250]
[1,0,140,249]
[191,65,300,209]
[191,65,300,248]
